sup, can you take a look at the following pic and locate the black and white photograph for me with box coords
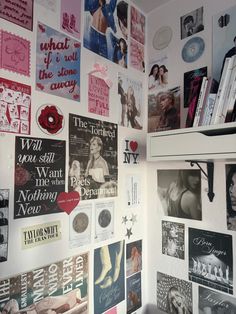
[226,164,236,231]
[95,200,114,242]
[180,7,204,39]
[162,221,185,260]
[0,189,9,263]
[157,272,192,314]
[69,114,118,200]
[157,169,202,220]
[199,286,236,313]
[189,228,233,294]
[127,272,142,314]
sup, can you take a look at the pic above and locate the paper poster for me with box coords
[0,189,9,263]
[127,272,142,314]
[88,74,110,117]
[22,221,61,249]
[118,73,143,129]
[130,6,145,45]
[0,78,31,134]
[68,114,118,200]
[0,0,33,30]
[189,228,233,294]
[36,104,64,135]
[0,30,30,76]
[180,7,204,40]
[126,240,142,277]
[123,139,140,165]
[35,0,57,12]
[148,57,169,92]
[148,86,180,132]
[0,253,88,313]
[199,286,236,312]
[60,0,81,39]
[36,22,81,101]
[94,241,125,314]
[69,203,92,248]
[226,164,236,231]
[162,221,185,260]
[95,201,114,242]
[125,174,141,208]
[14,136,66,219]
[130,39,145,72]
[157,169,202,220]
[157,272,192,314]
[105,307,117,314]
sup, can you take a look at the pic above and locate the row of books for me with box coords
[186,55,236,128]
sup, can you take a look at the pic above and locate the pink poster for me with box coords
[60,0,81,39]
[131,6,145,45]
[0,0,33,30]
[130,39,145,73]
[88,74,109,117]
[105,307,117,314]
[0,77,31,134]
[0,31,30,76]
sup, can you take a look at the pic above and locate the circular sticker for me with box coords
[153,26,173,50]
[36,104,64,135]
[182,36,205,63]
[73,212,89,233]
[98,209,111,228]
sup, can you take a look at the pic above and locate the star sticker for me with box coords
[122,216,128,224]
[125,228,133,239]
[130,213,137,224]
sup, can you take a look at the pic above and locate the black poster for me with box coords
[14,136,66,219]
[189,228,233,294]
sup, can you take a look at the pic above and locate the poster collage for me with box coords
[0,1,145,314]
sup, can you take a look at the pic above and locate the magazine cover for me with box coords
[162,221,185,259]
[157,272,192,314]
[126,272,142,314]
[199,286,236,313]
[83,0,129,68]
[189,228,233,294]
[118,72,143,129]
[0,253,88,313]
[226,164,236,231]
[94,241,125,314]
[148,57,169,92]
[68,114,118,200]
[0,189,9,263]
[148,86,180,133]
[157,169,202,220]
[126,240,142,277]
[180,7,204,40]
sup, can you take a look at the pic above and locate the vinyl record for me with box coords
[182,36,205,63]
[153,26,172,50]
[98,209,111,228]
[73,212,89,233]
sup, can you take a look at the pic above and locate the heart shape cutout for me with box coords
[57,191,80,215]
[130,141,138,152]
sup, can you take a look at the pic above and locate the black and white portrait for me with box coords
[226,164,236,231]
[180,7,204,39]
[157,169,202,220]
[0,189,9,263]
[189,228,233,295]
[162,221,185,260]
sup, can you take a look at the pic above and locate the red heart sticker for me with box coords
[130,141,138,152]
[57,191,80,215]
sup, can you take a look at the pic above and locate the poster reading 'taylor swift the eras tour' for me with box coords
[69,114,118,200]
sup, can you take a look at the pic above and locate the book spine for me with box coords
[193,77,208,127]
[198,77,212,126]
[203,94,216,125]
[223,62,236,122]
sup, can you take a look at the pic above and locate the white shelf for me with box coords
[147,122,236,161]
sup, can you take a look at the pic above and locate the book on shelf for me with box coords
[193,76,208,127]
[210,55,236,125]
[202,93,217,125]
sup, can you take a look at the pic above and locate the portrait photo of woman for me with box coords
[226,164,236,230]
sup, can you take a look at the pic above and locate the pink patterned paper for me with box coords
[130,38,145,73]
[105,307,117,314]
[0,31,30,76]
[131,6,145,45]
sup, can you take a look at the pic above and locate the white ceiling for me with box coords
[132,0,172,14]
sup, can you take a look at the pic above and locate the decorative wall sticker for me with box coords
[122,213,137,239]
[123,139,139,164]
[0,30,30,76]
[130,6,145,45]
[69,114,118,200]
[0,0,33,31]
[37,104,64,135]
[0,189,9,263]
[182,36,205,63]
[95,201,114,242]
[118,73,143,129]
[126,240,142,277]
[130,38,145,72]
[21,221,61,249]
[69,202,92,248]
[127,272,142,314]
[162,221,185,260]
[125,174,141,208]
[60,0,81,39]
[14,137,66,219]
[180,7,204,40]
[57,191,80,215]
[94,241,125,314]
[0,253,89,312]
[0,78,31,134]
[36,22,81,101]
[152,26,172,50]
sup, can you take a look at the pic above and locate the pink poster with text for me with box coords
[131,6,145,45]
[130,39,145,73]
[88,74,109,117]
